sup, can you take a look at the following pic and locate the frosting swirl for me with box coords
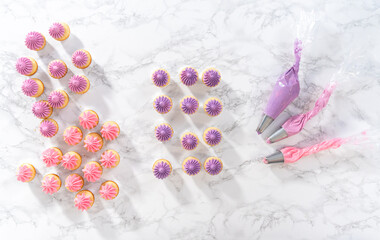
[183,158,201,175]
[42,148,62,167]
[155,124,173,142]
[100,150,119,168]
[69,75,88,93]
[16,165,33,182]
[75,192,92,211]
[16,57,33,75]
[202,69,221,87]
[181,133,198,150]
[72,50,89,67]
[64,127,83,145]
[99,183,118,200]
[180,67,198,86]
[204,128,222,146]
[25,32,45,50]
[22,79,38,96]
[153,160,171,179]
[79,111,98,129]
[48,60,67,78]
[82,162,102,182]
[48,91,66,108]
[84,134,102,152]
[65,174,83,192]
[41,175,60,194]
[181,97,199,115]
[61,152,80,170]
[101,122,119,141]
[204,98,223,116]
[32,101,51,119]
[49,23,65,39]
[40,120,57,137]
[152,69,169,87]
[205,158,223,175]
[153,95,172,114]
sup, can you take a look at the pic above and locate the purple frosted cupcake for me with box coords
[16,57,38,76]
[204,98,223,117]
[152,159,172,179]
[181,132,199,150]
[152,69,170,87]
[69,75,90,94]
[40,119,59,138]
[202,68,221,87]
[48,90,69,109]
[48,60,67,79]
[203,127,222,146]
[72,49,92,69]
[180,96,199,115]
[155,123,173,142]
[204,157,223,175]
[180,67,198,86]
[49,22,70,41]
[182,157,201,176]
[25,32,46,51]
[153,95,173,114]
[32,100,53,119]
[21,78,44,97]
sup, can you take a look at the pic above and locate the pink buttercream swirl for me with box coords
[65,175,83,192]
[48,61,67,78]
[42,148,61,167]
[61,153,80,170]
[79,111,98,129]
[100,151,118,168]
[32,101,51,119]
[101,123,119,141]
[17,165,33,182]
[84,135,102,152]
[40,120,57,137]
[16,57,33,75]
[49,23,65,39]
[22,79,38,96]
[48,91,65,108]
[99,183,118,200]
[25,32,45,50]
[82,163,102,182]
[72,50,88,67]
[41,176,60,194]
[75,193,92,211]
[69,75,88,93]
[64,127,82,145]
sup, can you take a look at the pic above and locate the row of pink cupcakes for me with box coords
[152,68,221,87]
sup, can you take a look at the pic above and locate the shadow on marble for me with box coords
[61,34,84,55]
[37,41,59,66]
[164,168,192,204]
[162,79,184,97]
[188,80,209,99]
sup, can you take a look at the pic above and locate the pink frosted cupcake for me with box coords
[42,147,63,167]
[79,110,99,129]
[152,69,170,87]
[16,163,36,182]
[49,22,70,41]
[68,75,90,94]
[100,150,120,168]
[25,32,46,51]
[153,95,173,114]
[40,118,59,138]
[84,133,103,153]
[16,57,38,76]
[202,68,221,87]
[99,181,119,200]
[204,157,223,175]
[100,121,120,141]
[65,174,84,192]
[181,132,199,150]
[63,126,83,146]
[48,60,67,79]
[22,78,44,98]
[180,67,198,86]
[61,151,82,170]
[74,190,94,211]
[32,100,52,119]
[41,174,61,194]
[48,90,69,109]
[82,161,103,182]
[72,49,92,69]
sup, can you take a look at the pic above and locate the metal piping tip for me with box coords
[263,151,284,164]
[267,128,289,144]
[256,115,274,135]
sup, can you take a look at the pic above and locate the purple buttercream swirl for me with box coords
[40,120,57,137]
[181,97,198,115]
[154,96,172,114]
[153,161,171,179]
[152,69,169,87]
[183,159,201,175]
[205,129,222,146]
[155,124,173,142]
[203,69,221,87]
[25,32,45,50]
[72,50,88,67]
[205,99,222,116]
[48,91,65,108]
[22,79,38,96]
[49,23,65,39]
[48,61,67,78]
[69,75,88,93]
[32,101,51,119]
[16,57,33,75]
[205,158,222,175]
[181,133,198,150]
[180,67,198,86]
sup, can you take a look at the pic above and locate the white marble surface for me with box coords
[1,0,380,239]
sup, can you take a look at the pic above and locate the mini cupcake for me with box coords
[61,151,82,170]
[202,68,221,87]
[65,174,84,192]
[152,159,172,180]
[99,181,119,200]
[100,150,120,168]
[152,69,170,87]
[16,57,38,76]
[48,90,69,109]
[25,32,46,51]
[101,121,120,141]
[48,60,68,79]
[204,98,223,117]
[155,123,173,142]
[49,22,70,41]
[180,67,198,86]
[16,163,36,182]
[42,147,63,167]
[84,133,103,152]
[41,174,61,194]
[181,132,199,150]
[182,157,201,176]
[69,75,90,94]
[82,161,103,182]
[32,100,52,119]
[180,96,199,115]
[74,190,95,211]
[72,49,92,69]
[79,110,99,129]
[153,95,173,114]
[39,118,59,138]
[203,127,222,146]
[22,78,44,98]
[63,126,83,146]
[204,157,223,175]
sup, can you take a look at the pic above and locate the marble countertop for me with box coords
[1,0,380,239]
